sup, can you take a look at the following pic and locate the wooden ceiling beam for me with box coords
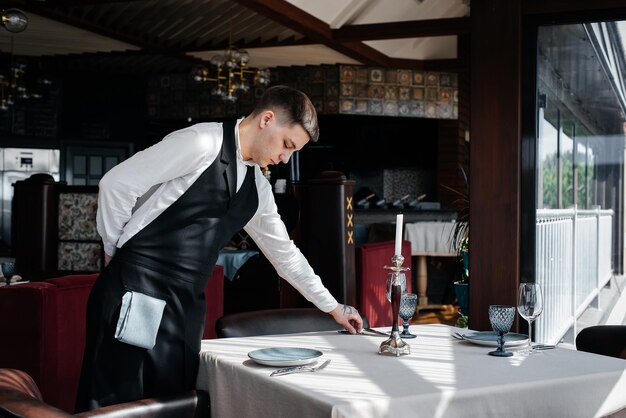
[232,0,428,68]
[232,0,332,41]
[230,0,457,69]
[333,17,470,41]
[179,36,316,53]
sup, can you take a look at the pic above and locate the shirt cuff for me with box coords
[103,242,117,258]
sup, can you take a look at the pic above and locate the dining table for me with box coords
[196,323,626,418]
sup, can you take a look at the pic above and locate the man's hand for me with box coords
[330,304,363,334]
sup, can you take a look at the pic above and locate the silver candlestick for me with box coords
[379,254,411,356]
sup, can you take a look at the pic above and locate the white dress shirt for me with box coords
[97,119,338,313]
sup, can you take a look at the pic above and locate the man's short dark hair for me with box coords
[252,85,319,142]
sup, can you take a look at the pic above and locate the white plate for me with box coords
[248,347,323,367]
[462,331,529,347]
[0,280,30,286]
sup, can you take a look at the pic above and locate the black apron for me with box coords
[76,120,258,411]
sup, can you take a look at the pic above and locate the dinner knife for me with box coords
[364,327,390,337]
[338,328,390,337]
[270,359,331,376]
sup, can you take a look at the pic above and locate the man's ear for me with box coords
[259,110,274,129]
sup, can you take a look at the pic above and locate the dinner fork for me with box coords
[451,331,466,340]
[270,359,331,376]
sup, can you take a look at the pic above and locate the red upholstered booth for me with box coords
[356,240,412,327]
[0,265,224,413]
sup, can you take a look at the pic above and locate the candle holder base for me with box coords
[378,330,410,356]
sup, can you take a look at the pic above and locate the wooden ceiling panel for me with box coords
[0,0,464,72]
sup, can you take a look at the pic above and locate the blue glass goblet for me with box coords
[488,305,515,357]
[399,293,418,339]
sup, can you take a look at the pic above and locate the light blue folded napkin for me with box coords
[115,291,166,350]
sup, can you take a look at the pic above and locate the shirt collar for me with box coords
[235,117,256,167]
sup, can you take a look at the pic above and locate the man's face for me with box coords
[249,111,310,167]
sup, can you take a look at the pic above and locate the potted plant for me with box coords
[443,166,469,327]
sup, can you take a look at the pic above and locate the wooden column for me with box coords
[470,0,523,330]
[290,173,356,307]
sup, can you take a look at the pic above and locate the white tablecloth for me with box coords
[404,222,457,256]
[197,324,626,418]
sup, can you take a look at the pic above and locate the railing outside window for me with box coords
[535,207,613,344]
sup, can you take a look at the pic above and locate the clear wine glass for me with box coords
[386,272,406,303]
[399,293,418,339]
[517,282,544,355]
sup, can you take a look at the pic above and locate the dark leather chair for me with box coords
[576,325,626,359]
[215,308,369,338]
[0,368,209,418]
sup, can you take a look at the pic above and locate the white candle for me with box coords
[394,213,403,256]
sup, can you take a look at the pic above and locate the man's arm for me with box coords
[244,167,363,333]
[97,124,222,259]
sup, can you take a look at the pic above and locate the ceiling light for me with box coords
[191,47,270,104]
[1,9,28,33]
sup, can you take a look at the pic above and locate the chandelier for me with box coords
[1,9,28,33]
[191,46,270,104]
[1,33,51,111]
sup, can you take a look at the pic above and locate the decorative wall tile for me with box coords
[312,98,324,112]
[368,85,385,99]
[383,100,398,116]
[426,87,439,101]
[398,87,411,100]
[340,65,356,82]
[340,83,354,97]
[355,83,369,98]
[385,69,398,84]
[410,100,425,117]
[311,67,325,83]
[425,72,439,86]
[398,100,410,116]
[171,75,186,90]
[384,86,398,100]
[440,88,453,103]
[326,84,340,97]
[147,64,458,120]
[326,99,339,113]
[356,67,368,83]
[398,70,412,86]
[369,68,384,84]
[368,99,383,115]
[382,168,433,201]
[325,65,339,82]
[440,73,452,86]
[425,102,437,118]
[340,99,355,113]
[438,103,452,118]
[355,100,368,114]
